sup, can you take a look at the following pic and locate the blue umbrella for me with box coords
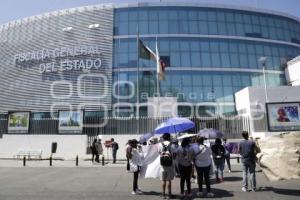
[198,128,224,139]
[155,117,195,134]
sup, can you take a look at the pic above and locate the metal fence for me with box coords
[0,116,251,139]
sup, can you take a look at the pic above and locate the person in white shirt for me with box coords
[193,137,214,198]
[128,139,144,195]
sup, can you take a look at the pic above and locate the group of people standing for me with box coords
[126,131,258,199]
[91,138,119,164]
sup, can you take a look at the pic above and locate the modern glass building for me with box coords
[1,2,300,119]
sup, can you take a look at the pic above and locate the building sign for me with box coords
[266,102,300,131]
[14,45,103,73]
[8,112,30,133]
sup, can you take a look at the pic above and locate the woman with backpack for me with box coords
[193,137,214,198]
[211,138,226,183]
[177,138,194,198]
[127,139,143,195]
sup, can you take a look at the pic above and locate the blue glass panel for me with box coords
[169,20,179,33]
[218,22,227,35]
[230,53,239,67]
[170,52,181,67]
[226,13,234,22]
[179,20,189,34]
[239,54,248,67]
[139,10,148,21]
[217,12,225,21]
[208,21,218,35]
[190,41,200,51]
[221,53,230,67]
[248,54,258,68]
[213,75,222,86]
[189,21,198,34]
[236,23,244,36]
[193,74,203,86]
[128,22,136,35]
[222,75,232,86]
[191,52,201,67]
[189,11,198,20]
[119,22,128,35]
[238,43,247,53]
[207,11,217,21]
[149,21,158,34]
[198,11,207,20]
[129,11,138,21]
[247,44,255,54]
[159,20,168,34]
[201,52,211,67]
[229,43,238,53]
[168,10,178,20]
[149,10,159,20]
[198,21,208,34]
[170,40,180,51]
[181,52,191,67]
[180,41,190,51]
[210,41,219,52]
[160,41,169,51]
[211,53,221,67]
[200,41,210,52]
[159,10,168,20]
[139,21,148,34]
[227,23,236,35]
[119,11,128,22]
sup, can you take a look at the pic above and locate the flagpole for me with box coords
[156,36,160,118]
[136,24,140,134]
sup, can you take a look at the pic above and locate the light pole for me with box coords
[259,57,268,103]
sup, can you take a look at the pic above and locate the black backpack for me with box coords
[160,142,173,167]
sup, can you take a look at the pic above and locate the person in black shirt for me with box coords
[111,138,119,164]
[211,138,225,182]
[239,131,257,192]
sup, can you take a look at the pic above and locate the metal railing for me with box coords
[1,116,252,139]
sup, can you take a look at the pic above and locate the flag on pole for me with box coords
[138,39,156,62]
[156,40,169,80]
[138,38,169,80]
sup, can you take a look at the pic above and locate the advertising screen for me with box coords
[266,102,300,131]
[8,112,30,133]
[58,110,83,134]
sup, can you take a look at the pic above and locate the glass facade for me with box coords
[113,6,300,115]
[114,7,300,44]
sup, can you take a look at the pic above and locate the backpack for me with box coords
[115,143,119,150]
[160,142,173,167]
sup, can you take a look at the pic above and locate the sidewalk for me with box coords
[0,163,299,200]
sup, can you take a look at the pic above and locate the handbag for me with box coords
[129,160,138,173]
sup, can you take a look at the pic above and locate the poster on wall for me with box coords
[266,102,300,131]
[58,110,83,134]
[8,112,30,133]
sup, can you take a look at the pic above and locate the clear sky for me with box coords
[0,0,299,26]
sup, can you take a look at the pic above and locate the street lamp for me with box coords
[259,57,268,103]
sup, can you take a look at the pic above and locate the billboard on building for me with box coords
[8,112,30,133]
[58,110,83,134]
[266,102,300,131]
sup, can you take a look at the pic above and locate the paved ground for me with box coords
[0,160,299,200]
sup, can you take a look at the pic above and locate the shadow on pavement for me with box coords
[223,176,243,182]
[259,187,300,196]
[191,188,234,198]
[143,191,163,196]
